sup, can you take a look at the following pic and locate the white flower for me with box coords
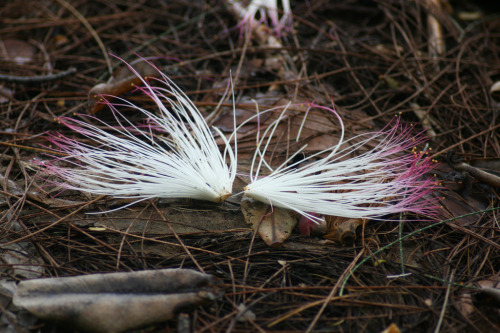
[231,0,292,36]
[43,61,236,204]
[243,104,438,222]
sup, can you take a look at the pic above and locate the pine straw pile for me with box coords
[1,0,499,332]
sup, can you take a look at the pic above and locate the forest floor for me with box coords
[1,0,499,332]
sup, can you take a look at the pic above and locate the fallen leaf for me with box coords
[0,40,36,65]
[88,61,160,114]
[324,216,363,243]
[240,196,297,246]
[0,242,45,280]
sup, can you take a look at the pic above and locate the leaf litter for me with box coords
[0,0,499,332]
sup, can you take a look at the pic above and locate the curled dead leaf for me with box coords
[88,61,160,114]
[240,196,297,247]
[324,216,364,243]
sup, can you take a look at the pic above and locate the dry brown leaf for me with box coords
[436,190,481,226]
[433,163,489,226]
[88,61,160,114]
[1,242,45,280]
[240,196,297,246]
[324,216,364,243]
[0,39,36,65]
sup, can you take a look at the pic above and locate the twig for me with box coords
[448,154,500,187]
[0,67,76,83]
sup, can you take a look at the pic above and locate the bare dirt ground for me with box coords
[1,0,499,332]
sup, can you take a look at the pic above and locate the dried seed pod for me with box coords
[13,269,222,333]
